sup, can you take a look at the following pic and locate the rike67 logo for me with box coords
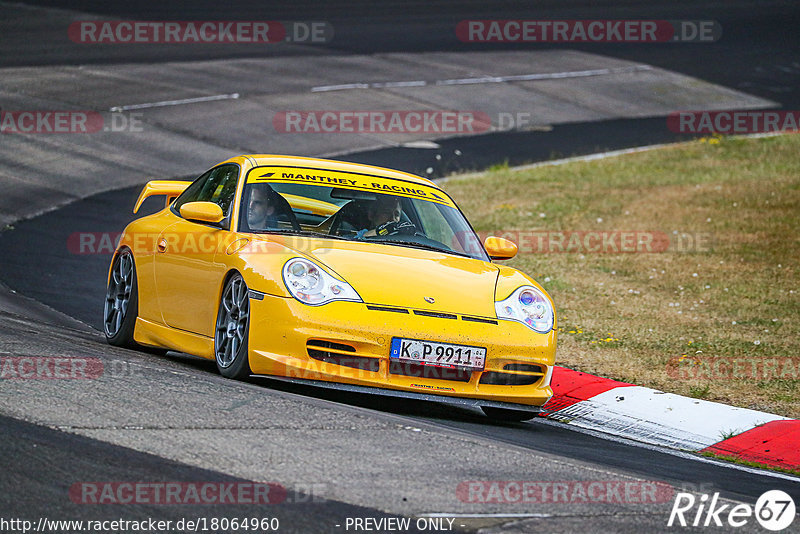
[668,490,795,531]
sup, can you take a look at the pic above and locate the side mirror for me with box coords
[180,201,224,224]
[484,236,518,260]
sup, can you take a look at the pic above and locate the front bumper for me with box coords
[248,294,555,407]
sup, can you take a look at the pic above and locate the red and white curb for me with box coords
[541,367,800,471]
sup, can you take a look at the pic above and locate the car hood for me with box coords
[305,241,500,317]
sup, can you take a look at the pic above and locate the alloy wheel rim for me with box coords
[215,277,249,367]
[104,252,133,337]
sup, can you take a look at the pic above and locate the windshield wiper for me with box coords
[373,239,472,258]
[256,229,349,240]
[301,231,349,240]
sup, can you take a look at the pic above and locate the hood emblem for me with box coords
[424,296,435,304]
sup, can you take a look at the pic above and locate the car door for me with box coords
[153,163,240,336]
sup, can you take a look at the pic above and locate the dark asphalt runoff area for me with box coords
[2,1,800,532]
[0,415,437,533]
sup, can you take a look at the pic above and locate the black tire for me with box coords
[214,273,252,379]
[481,406,539,422]
[104,249,139,348]
[103,249,167,355]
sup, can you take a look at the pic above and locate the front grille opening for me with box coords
[306,340,379,372]
[307,340,356,353]
[413,310,458,320]
[389,361,471,382]
[461,315,498,325]
[504,364,543,374]
[366,305,409,314]
[479,372,540,386]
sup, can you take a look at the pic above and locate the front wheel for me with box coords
[214,273,252,380]
[481,406,539,422]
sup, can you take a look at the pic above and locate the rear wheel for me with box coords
[214,273,252,379]
[104,250,138,348]
[481,406,539,422]
[103,250,167,355]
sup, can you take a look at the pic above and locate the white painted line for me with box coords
[373,80,427,88]
[418,513,552,518]
[437,65,652,86]
[400,140,441,149]
[311,65,652,92]
[311,83,370,92]
[109,93,240,112]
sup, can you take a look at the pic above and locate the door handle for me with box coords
[157,238,167,253]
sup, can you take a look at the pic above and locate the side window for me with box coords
[172,164,240,225]
[172,169,213,212]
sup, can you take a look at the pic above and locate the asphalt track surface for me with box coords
[2,1,800,533]
[5,1,800,173]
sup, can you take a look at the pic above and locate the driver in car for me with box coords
[247,185,279,230]
[356,195,416,239]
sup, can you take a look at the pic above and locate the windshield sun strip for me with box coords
[245,168,456,207]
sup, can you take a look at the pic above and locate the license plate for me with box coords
[390,338,486,370]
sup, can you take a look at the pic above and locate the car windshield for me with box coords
[239,168,489,261]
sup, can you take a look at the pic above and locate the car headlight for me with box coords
[282,258,362,305]
[495,285,554,333]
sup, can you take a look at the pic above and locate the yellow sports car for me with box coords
[104,155,556,421]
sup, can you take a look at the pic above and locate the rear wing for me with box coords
[133,180,192,214]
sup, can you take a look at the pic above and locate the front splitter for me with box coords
[252,374,543,413]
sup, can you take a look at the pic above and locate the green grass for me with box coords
[700,451,800,477]
[445,134,800,418]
